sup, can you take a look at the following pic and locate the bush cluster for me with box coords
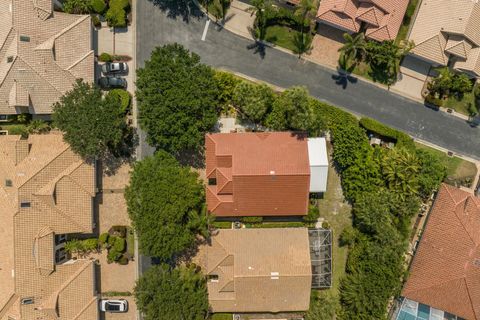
[359,117,414,149]
[106,0,130,27]
[108,89,131,113]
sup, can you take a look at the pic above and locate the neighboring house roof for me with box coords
[316,0,408,41]
[0,0,93,115]
[402,184,480,320]
[205,132,311,217]
[205,228,312,313]
[0,133,97,320]
[409,0,480,76]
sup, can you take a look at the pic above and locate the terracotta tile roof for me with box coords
[0,0,93,115]
[0,133,98,320]
[402,184,480,319]
[205,132,310,217]
[316,0,408,41]
[409,0,480,76]
[205,228,312,313]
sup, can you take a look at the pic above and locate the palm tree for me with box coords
[247,0,272,40]
[382,148,420,197]
[293,31,313,58]
[187,206,215,239]
[295,0,317,30]
[339,33,366,63]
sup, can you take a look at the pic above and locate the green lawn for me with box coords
[0,123,28,136]
[316,144,352,296]
[443,92,476,116]
[211,221,232,229]
[126,227,135,257]
[415,142,477,186]
[265,25,301,52]
[395,0,419,43]
[210,314,232,320]
[245,221,311,228]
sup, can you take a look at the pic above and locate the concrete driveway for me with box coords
[308,24,345,68]
[392,55,431,101]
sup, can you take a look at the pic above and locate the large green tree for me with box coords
[135,264,209,320]
[125,151,206,260]
[233,82,274,125]
[52,80,127,160]
[136,44,219,154]
[265,86,313,131]
[381,148,421,197]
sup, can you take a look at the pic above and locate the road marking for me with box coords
[201,20,210,41]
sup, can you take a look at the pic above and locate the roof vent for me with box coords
[270,272,279,280]
[474,258,480,267]
[270,170,275,175]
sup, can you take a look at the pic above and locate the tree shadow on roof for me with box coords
[148,0,204,23]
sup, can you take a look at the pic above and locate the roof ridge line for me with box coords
[18,142,71,188]
[71,296,97,320]
[15,56,63,96]
[66,50,94,71]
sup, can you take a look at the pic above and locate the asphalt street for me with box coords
[137,0,480,160]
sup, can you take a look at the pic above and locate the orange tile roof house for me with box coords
[316,0,409,41]
[398,184,480,320]
[204,228,312,313]
[0,0,94,116]
[0,134,98,320]
[408,0,480,78]
[205,132,328,217]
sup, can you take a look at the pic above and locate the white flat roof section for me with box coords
[307,138,329,193]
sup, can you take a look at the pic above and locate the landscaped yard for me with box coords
[415,142,477,187]
[442,92,476,116]
[265,25,302,52]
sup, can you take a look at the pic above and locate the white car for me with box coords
[99,299,128,313]
[101,62,128,75]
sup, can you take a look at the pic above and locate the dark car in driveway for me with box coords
[98,76,127,89]
[101,62,128,75]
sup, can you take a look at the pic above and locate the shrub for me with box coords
[114,237,126,253]
[99,52,113,62]
[91,15,101,28]
[106,6,127,27]
[321,221,330,229]
[108,235,117,246]
[110,0,130,9]
[359,117,414,149]
[424,94,443,108]
[303,204,320,223]
[108,89,131,113]
[99,232,109,246]
[83,238,99,251]
[65,239,84,254]
[16,114,29,123]
[90,0,107,13]
[474,84,480,98]
[107,248,122,263]
[8,125,28,138]
[241,216,263,224]
[27,120,50,134]
[118,255,129,265]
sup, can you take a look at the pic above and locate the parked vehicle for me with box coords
[99,299,128,313]
[98,77,127,89]
[101,62,128,75]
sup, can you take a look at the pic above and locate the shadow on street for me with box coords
[148,0,203,23]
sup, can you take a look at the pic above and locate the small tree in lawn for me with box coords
[53,80,127,160]
[136,44,219,155]
[266,86,313,131]
[339,33,366,63]
[248,0,275,41]
[125,150,207,261]
[233,82,275,126]
[135,264,209,320]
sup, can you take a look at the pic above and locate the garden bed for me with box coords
[414,142,477,187]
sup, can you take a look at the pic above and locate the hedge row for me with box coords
[359,117,415,150]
